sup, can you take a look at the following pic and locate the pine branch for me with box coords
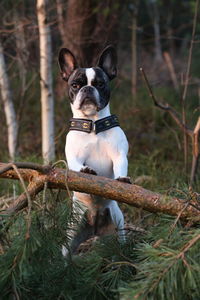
[144,232,200,298]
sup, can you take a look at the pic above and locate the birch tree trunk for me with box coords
[0,41,18,160]
[14,10,28,97]
[37,0,55,163]
[147,0,163,63]
[131,3,138,96]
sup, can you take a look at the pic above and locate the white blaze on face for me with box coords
[73,67,100,116]
[86,68,95,85]
[85,68,100,102]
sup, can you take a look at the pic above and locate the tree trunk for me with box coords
[64,0,122,66]
[0,41,18,160]
[131,4,138,96]
[163,51,179,92]
[0,162,199,222]
[56,0,68,46]
[147,0,163,63]
[37,0,55,163]
[190,117,200,184]
[14,10,28,98]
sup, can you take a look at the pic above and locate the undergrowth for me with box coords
[1,192,200,299]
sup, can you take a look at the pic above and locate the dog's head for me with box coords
[58,46,117,117]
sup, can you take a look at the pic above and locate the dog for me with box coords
[58,45,130,254]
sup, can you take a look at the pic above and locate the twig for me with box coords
[140,67,199,184]
[11,164,32,239]
[163,118,181,150]
[103,260,138,271]
[179,232,200,255]
[42,181,48,213]
[181,0,199,104]
[0,196,14,208]
[140,68,192,137]
[168,203,189,236]
[0,162,51,175]
[163,51,179,92]
[52,160,73,203]
[181,0,199,171]
[54,125,68,144]
[190,117,200,184]
[2,181,44,216]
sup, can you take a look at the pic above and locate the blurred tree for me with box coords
[0,40,18,160]
[63,0,122,66]
[56,0,68,46]
[146,0,163,63]
[37,0,55,163]
[14,7,29,99]
[129,1,139,96]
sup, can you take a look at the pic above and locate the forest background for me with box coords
[0,0,200,299]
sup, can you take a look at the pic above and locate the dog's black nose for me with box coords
[81,86,93,94]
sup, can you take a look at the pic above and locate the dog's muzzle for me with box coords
[80,97,98,107]
[79,86,100,110]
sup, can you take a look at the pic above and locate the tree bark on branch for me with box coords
[0,162,199,222]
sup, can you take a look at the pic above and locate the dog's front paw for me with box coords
[80,166,97,175]
[116,176,132,184]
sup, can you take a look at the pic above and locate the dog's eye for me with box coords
[72,83,80,89]
[97,82,104,88]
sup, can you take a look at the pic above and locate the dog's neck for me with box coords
[70,103,111,121]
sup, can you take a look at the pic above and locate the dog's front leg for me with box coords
[108,151,131,241]
[113,152,131,184]
[66,150,97,175]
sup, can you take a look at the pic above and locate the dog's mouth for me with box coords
[80,98,100,115]
[81,97,97,107]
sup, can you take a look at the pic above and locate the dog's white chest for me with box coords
[83,134,113,177]
[65,126,128,179]
[66,131,113,177]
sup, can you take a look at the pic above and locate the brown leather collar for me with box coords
[69,115,119,134]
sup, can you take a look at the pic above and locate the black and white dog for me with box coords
[58,46,130,253]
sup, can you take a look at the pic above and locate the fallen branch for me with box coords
[0,162,200,222]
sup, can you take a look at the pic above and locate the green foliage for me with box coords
[1,196,200,300]
[120,218,200,300]
[0,194,138,299]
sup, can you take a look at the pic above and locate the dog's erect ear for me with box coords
[97,45,117,80]
[58,48,78,81]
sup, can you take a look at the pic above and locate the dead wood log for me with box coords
[0,162,200,222]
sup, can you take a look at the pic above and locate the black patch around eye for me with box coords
[69,69,87,85]
[97,81,105,87]
[93,67,109,81]
[71,82,81,89]
[92,79,105,88]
